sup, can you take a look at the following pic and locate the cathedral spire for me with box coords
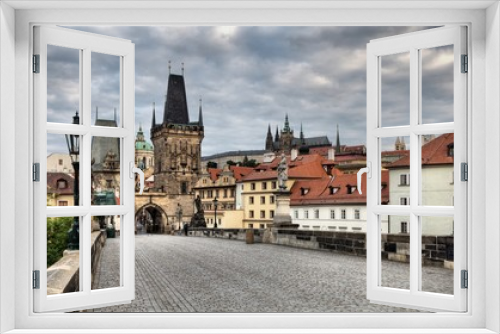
[336,124,341,153]
[284,113,291,133]
[151,102,156,129]
[265,124,273,151]
[198,98,203,126]
[275,125,280,142]
[300,123,305,144]
[163,70,190,125]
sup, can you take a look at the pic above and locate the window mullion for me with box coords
[409,47,420,294]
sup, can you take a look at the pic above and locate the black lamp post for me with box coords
[66,111,80,250]
[213,197,218,229]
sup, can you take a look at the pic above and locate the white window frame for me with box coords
[1,2,498,333]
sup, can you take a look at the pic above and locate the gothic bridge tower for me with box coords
[151,70,204,196]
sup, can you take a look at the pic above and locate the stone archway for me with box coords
[135,203,170,234]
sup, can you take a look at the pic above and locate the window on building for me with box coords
[57,200,68,206]
[401,221,408,234]
[330,187,339,195]
[304,210,309,219]
[354,209,360,220]
[270,210,274,218]
[248,224,253,229]
[271,181,277,189]
[260,210,265,218]
[260,224,265,229]
[249,210,254,218]
[341,209,346,219]
[223,189,227,198]
[314,209,319,219]
[400,197,409,205]
[330,210,335,219]
[181,182,188,194]
[399,174,410,186]
[56,179,67,189]
[251,183,256,190]
[260,196,265,204]
[447,143,454,157]
[270,196,275,204]
[294,210,299,219]
[262,182,267,190]
[58,159,63,165]
[230,189,235,197]
[106,180,113,188]
[216,189,219,197]
[249,196,254,204]
[301,187,309,195]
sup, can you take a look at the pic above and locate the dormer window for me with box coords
[346,185,357,194]
[447,143,454,157]
[57,179,67,189]
[300,187,309,195]
[329,186,339,195]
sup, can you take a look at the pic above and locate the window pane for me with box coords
[381,52,410,127]
[381,136,410,205]
[421,216,454,294]
[91,52,121,127]
[47,216,81,295]
[420,133,454,206]
[421,45,454,124]
[381,215,410,290]
[91,136,121,205]
[91,215,121,290]
[47,133,81,207]
[47,45,80,124]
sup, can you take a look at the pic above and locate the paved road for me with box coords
[88,234,453,313]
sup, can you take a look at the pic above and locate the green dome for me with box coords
[135,141,154,151]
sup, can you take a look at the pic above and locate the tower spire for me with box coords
[275,125,280,142]
[265,124,273,151]
[181,62,184,76]
[95,106,99,121]
[336,124,341,153]
[300,123,305,144]
[168,60,171,74]
[284,114,290,133]
[198,97,204,126]
[151,102,156,129]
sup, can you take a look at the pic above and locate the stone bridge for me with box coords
[134,192,195,233]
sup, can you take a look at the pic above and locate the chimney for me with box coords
[328,147,335,161]
[291,148,298,161]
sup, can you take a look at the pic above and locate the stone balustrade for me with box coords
[47,230,106,295]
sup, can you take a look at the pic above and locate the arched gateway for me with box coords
[135,203,169,234]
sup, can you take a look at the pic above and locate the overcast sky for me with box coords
[47,26,453,156]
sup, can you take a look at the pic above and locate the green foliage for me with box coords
[206,161,218,169]
[226,160,237,166]
[47,217,73,267]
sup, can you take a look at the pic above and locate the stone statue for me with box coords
[190,195,207,228]
[277,153,288,191]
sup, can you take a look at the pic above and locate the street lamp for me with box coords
[65,111,80,250]
[213,197,218,229]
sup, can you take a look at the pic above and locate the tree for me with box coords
[226,160,237,166]
[47,217,73,267]
[206,161,218,169]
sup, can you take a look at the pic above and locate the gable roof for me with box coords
[230,166,254,181]
[387,133,454,168]
[290,170,389,206]
[163,74,189,125]
[47,172,74,195]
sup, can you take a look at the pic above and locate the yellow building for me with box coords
[240,154,330,229]
[46,172,75,207]
[193,165,253,229]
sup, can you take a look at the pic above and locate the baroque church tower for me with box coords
[150,69,204,195]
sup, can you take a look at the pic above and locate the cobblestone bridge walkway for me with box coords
[88,234,452,313]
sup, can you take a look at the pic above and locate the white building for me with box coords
[385,133,454,235]
[47,153,74,174]
[290,170,390,233]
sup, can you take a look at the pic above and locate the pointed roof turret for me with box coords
[265,124,273,151]
[151,102,156,129]
[300,123,305,144]
[163,71,190,125]
[336,124,341,153]
[274,125,280,142]
[198,98,204,126]
[283,113,291,133]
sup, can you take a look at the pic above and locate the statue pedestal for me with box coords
[272,191,298,229]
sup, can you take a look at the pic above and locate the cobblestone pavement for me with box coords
[88,234,453,313]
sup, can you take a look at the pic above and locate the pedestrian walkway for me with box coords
[87,234,452,313]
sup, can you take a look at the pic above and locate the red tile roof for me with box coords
[47,172,74,195]
[230,166,254,181]
[387,134,453,168]
[290,170,389,206]
[207,168,223,182]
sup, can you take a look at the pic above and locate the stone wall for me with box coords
[47,231,106,295]
[189,228,453,269]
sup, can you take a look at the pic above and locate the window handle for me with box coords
[130,162,144,194]
[357,162,371,195]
